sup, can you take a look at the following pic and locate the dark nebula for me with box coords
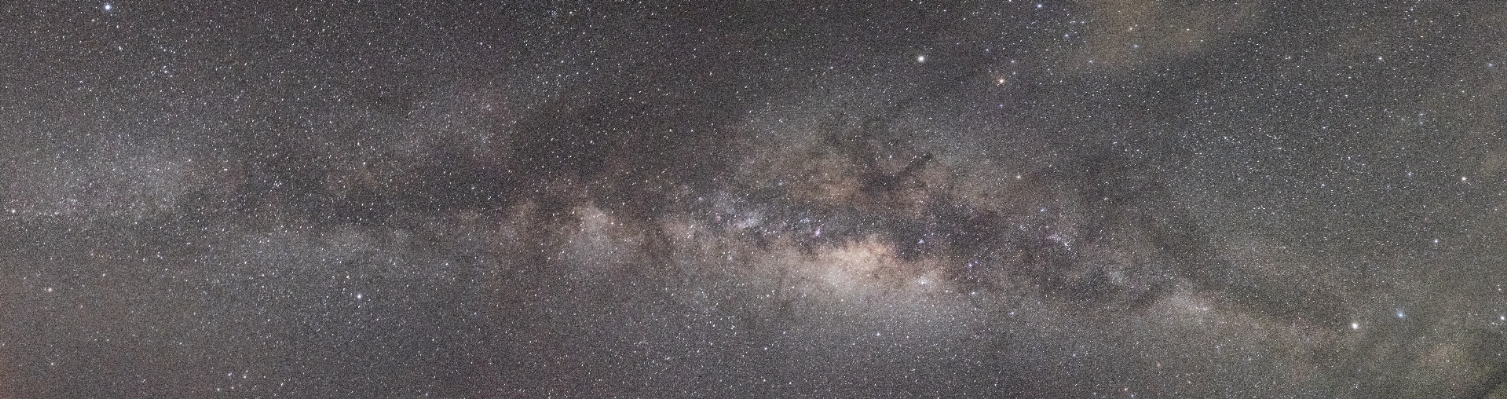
[4,2,1507,397]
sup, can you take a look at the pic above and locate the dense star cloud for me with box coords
[4,1,1507,397]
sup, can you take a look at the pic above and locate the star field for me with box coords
[3,1,1507,397]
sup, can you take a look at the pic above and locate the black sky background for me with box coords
[5,1,1507,397]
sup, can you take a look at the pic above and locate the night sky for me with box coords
[4,1,1507,397]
